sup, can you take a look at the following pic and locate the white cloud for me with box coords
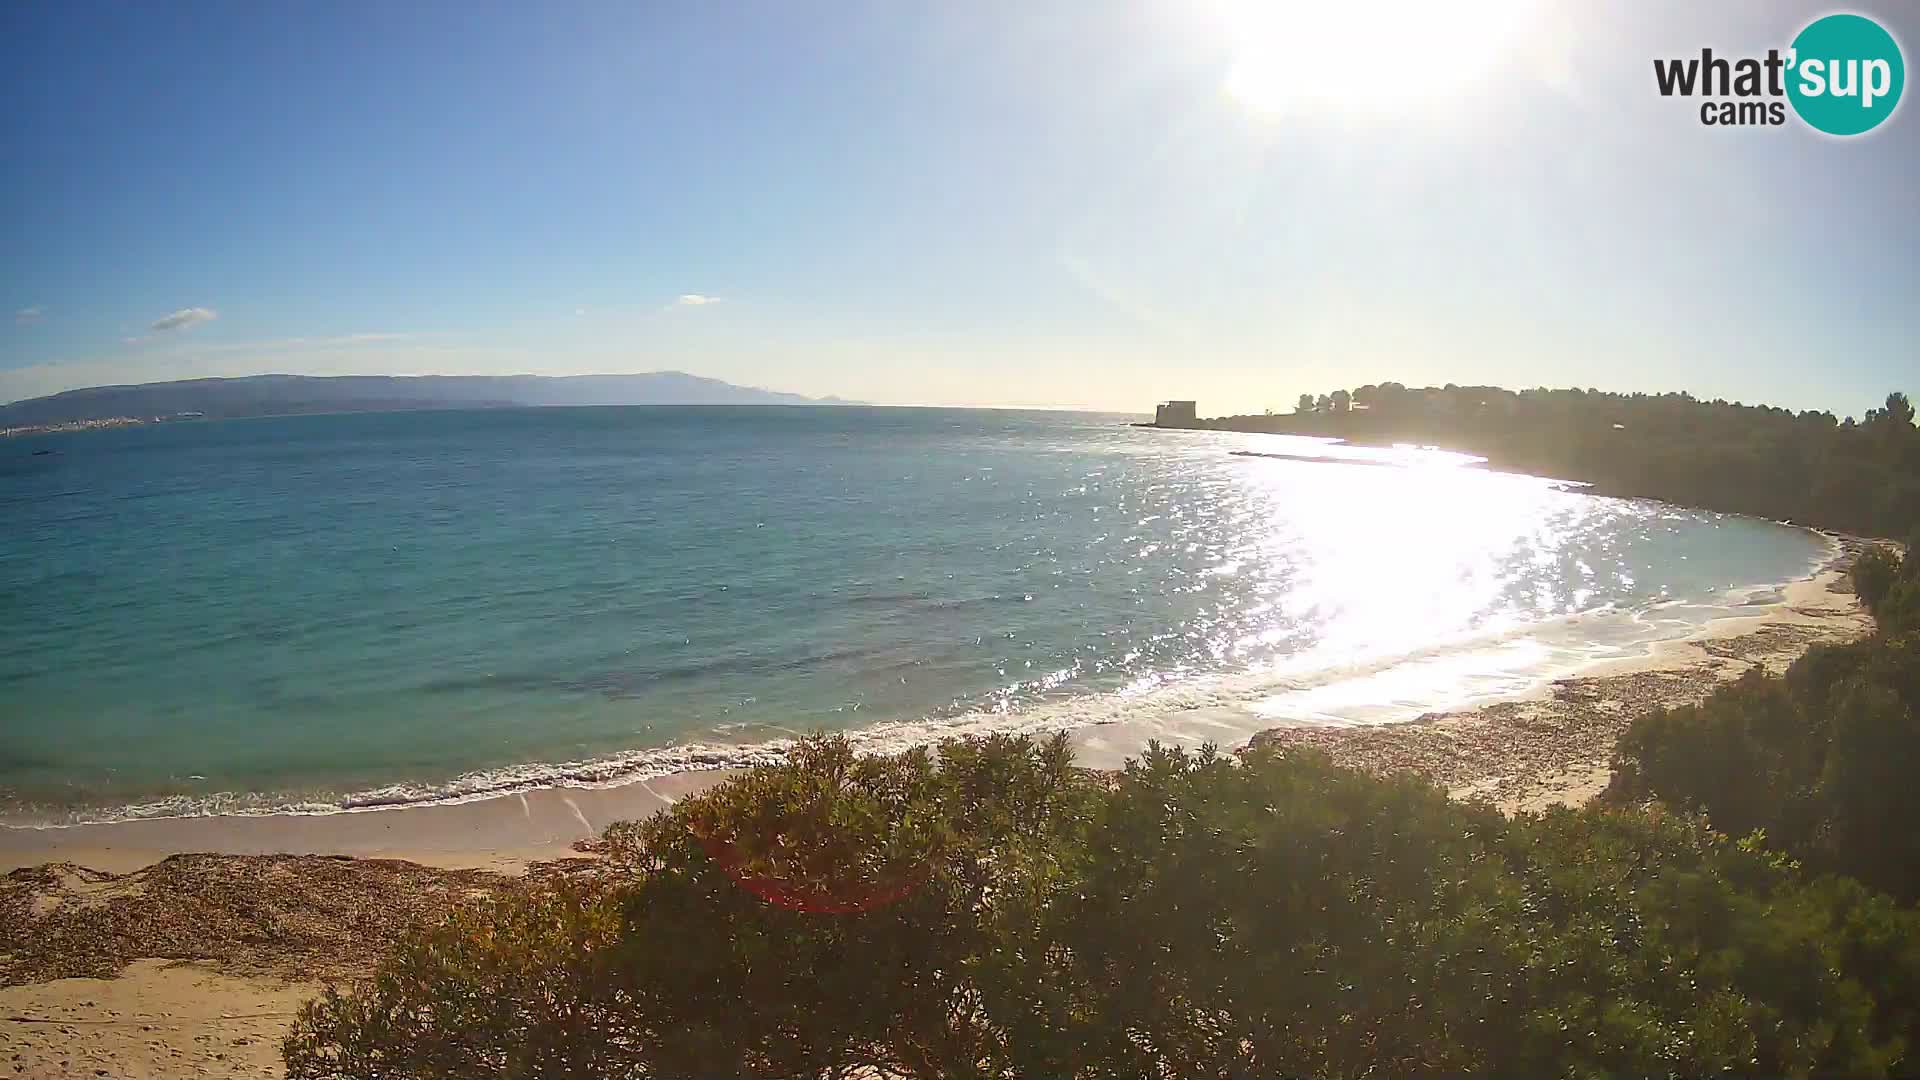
[150,307,217,332]
[14,306,43,326]
[675,294,721,307]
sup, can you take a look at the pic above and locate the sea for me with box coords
[0,406,1831,824]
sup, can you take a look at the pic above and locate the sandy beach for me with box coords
[0,541,1877,1078]
[0,773,733,1078]
[1253,554,1873,814]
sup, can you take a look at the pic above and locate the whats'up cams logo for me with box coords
[1655,12,1905,135]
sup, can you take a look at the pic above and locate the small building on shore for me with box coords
[1155,400,1197,427]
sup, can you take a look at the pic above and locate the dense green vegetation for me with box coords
[292,717,1920,1075]
[1196,385,1920,538]
[1611,541,1920,902]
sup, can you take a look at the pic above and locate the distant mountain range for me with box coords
[0,372,856,427]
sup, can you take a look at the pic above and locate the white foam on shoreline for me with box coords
[5,532,1842,829]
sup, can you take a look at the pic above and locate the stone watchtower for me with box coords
[1154,400,1197,427]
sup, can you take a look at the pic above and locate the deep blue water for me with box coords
[0,407,1828,821]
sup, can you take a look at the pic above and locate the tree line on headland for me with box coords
[286,542,1920,1078]
[1188,384,1920,540]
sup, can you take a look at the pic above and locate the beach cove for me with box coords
[0,538,1878,1078]
[0,405,1890,1077]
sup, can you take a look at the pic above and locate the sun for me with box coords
[1218,0,1541,116]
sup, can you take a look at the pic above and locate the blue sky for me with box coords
[2,1,1915,415]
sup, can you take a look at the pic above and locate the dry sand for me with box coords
[0,538,1879,1077]
[2,962,313,1079]
[0,855,548,1078]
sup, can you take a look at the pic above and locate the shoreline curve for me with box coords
[0,530,1874,874]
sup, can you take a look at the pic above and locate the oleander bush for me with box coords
[286,734,1920,1079]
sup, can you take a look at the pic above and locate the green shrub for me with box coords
[1819,679,1920,897]
[283,883,635,1079]
[1610,544,1920,900]
[1854,545,1903,615]
[285,736,1920,1079]
[1609,669,1822,847]
[1881,578,1920,638]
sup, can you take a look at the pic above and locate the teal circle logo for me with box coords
[1787,13,1905,136]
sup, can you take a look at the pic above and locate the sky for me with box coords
[2,1,1916,416]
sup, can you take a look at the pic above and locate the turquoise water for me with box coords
[0,407,1829,822]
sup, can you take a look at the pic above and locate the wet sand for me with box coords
[0,769,736,877]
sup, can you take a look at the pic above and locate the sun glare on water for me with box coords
[1218,0,1541,116]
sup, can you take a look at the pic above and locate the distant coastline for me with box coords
[0,370,857,430]
[5,415,147,438]
[3,412,202,438]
